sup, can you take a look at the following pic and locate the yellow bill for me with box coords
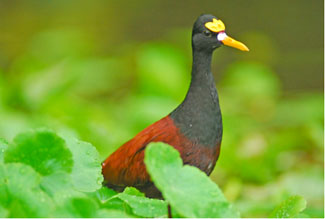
[218,33,249,51]
[205,18,249,52]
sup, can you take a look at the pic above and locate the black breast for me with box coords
[170,71,223,148]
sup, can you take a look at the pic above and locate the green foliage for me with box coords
[145,142,240,218]
[5,130,73,176]
[0,163,54,217]
[94,186,118,203]
[63,135,104,192]
[0,129,318,218]
[0,22,323,217]
[116,187,168,218]
[53,197,134,218]
[269,195,307,218]
[0,130,168,218]
[0,130,135,217]
[54,197,102,218]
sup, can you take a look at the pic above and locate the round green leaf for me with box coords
[0,163,54,217]
[63,136,104,192]
[144,142,240,218]
[4,129,73,176]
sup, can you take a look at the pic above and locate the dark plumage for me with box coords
[102,14,248,199]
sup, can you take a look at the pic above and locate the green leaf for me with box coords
[122,187,146,197]
[55,197,135,218]
[144,142,240,218]
[54,197,99,217]
[40,172,85,203]
[0,163,54,217]
[91,188,133,214]
[4,129,73,176]
[0,139,8,162]
[93,187,118,203]
[101,197,133,213]
[1,129,106,217]
[63,135,104,192]
[4,129,104,192]
[117,187,168,218]
[270,195,307,218]
[95,187,167,218]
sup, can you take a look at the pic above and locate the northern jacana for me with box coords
[102,14,249,198]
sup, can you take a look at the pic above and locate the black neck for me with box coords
[190,49,213,93]
[169,49,223,147]
[192,50,212,77]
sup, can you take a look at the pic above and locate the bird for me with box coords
[102,14,249,199]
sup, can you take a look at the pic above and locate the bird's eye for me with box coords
[203,30,212,37]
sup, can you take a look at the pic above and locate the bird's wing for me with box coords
[102,116,180,187]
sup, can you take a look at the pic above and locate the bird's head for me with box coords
[192,14,249,52]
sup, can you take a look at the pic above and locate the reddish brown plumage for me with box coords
[102,116,220,198]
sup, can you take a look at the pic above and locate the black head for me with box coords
[192,14,249,52]
[192,14,221,52]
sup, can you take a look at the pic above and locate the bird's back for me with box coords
[102,115,220,198]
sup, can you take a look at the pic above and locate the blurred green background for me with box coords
[0,0,323,217]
